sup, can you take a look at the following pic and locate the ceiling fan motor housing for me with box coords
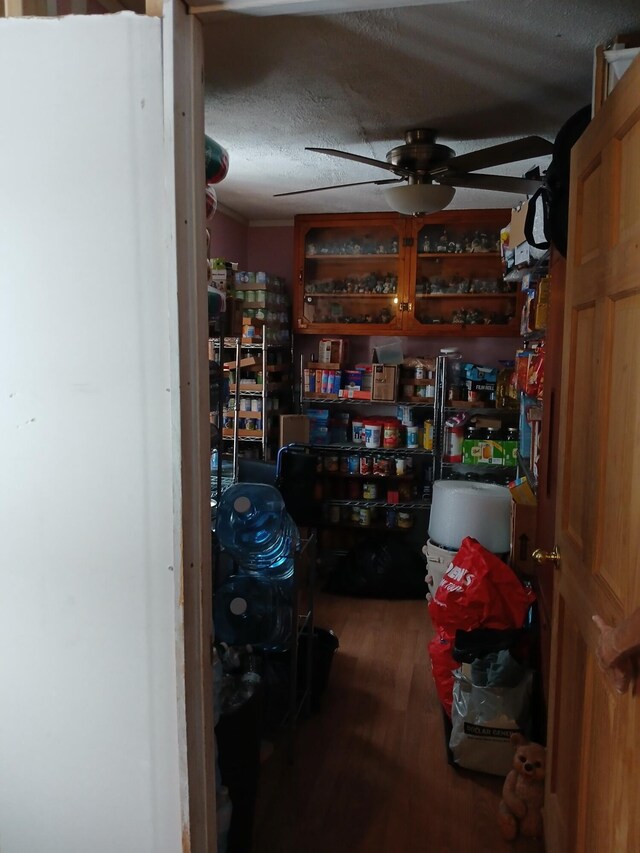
[386,129,455,183]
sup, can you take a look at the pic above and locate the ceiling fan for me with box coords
[275,128,553,214]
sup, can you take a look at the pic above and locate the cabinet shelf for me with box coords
[326,498,431,510]
[321,471,415,481]
[305,253,399,261]
[417,252,501,259]
[303,292,398,299]
[319,520,415,532]
[415,292,516,300]
[312,442,432,454]
[302,395,434,407]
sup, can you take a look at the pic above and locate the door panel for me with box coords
[597,292,640,601]
[562,303,595,553]
[576,160,604,264]
[618,114,640,236]
[547,598,587,852]
[546,54,640,852]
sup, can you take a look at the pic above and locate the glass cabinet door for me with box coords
[407,213,520,336]
[296,218,407,333]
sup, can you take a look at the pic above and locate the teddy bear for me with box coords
[498,733,546,842]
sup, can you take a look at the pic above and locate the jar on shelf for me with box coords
[363,482,378,500]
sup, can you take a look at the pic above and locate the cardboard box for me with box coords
[510,501,537,576]
[338,388,372,400]
[371,364,398,402]
[462,439,519,465]
[509,202,529,247]
[319,338,348,365]
[279,414,309,447]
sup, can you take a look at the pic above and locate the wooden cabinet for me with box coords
[295,213,408,335]
[293,209,520,337]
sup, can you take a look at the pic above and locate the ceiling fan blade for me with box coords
[306,147,412,177]
[274,178,401,197]
[437,173,544,195]
[430,136,553,176]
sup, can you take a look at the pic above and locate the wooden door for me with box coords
[545,55,640,852]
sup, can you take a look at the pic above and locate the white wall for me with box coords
[0,14,184,852]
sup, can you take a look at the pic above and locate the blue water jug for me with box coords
[216,483,299,579]
[214,574,293,650]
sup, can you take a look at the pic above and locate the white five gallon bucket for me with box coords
[428,480,512,554]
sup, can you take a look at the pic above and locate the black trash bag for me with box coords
[325,540,426,599]
[524,105,591,258]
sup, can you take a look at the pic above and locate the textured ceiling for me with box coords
[203,0,640,222]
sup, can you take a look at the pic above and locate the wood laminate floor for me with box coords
[253,591,544,853]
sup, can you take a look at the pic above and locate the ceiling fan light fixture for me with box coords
[383,182,455,215]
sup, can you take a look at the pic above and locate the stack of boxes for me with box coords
[302,338,399,403]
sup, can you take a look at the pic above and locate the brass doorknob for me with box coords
[532,545,561,567]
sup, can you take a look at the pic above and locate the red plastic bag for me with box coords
[428,537,536,635]
[428,630,458,717]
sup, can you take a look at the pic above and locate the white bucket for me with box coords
[428,480,512,554]
[364,423,381,448]
[423,538,458,600]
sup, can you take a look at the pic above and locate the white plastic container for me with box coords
[428,480,511,554]
[364,422,382,448]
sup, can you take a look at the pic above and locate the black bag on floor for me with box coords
[325,540,425,599]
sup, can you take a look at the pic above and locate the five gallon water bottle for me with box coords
[214,574,293,651]
[216,483,299,579]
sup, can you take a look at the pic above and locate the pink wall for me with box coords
[247,225,295,285]
[208,210,248,269]
[295,334,519,371]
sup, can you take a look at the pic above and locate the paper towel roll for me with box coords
[428,480,511,554]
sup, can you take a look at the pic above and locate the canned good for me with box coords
[348,455,360,474]
[255,290,266,305]
[358,507,371,526]
[414,365,425,379]
[347,480,360,499]
[359,455,373,475]
[363,482,378,500]
[406,425,419,448]
[240,398,251,411]
[251,398,262,412]
[351,507,361,523]
[423,420,433,451]
[395,456,407,476]
[352,421,365,443]
[373,454,389,476]
[398,483,413,501]
[383,423,401,448]
[324,454,339,473]
[245,290,255,303]
[397,405,414,426]
[397,511,413,529]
